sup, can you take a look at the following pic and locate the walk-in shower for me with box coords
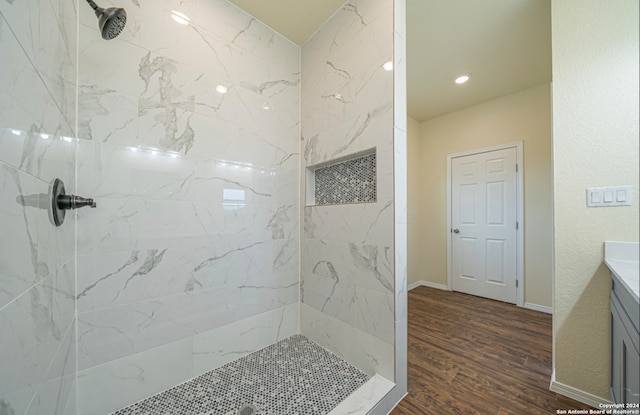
[0,0,406,413]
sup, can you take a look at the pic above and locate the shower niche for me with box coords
[306,148,377,206]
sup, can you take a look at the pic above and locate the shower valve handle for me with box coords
[49,178,97,227]
[57,194,97,210]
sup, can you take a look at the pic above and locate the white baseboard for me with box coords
[409,284,553,315]
[524,302,553,314]
[408,280,448,291]
[550,370,611,408]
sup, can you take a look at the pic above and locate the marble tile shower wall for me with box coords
[74,0,300,412]
[0,0,78,414]
[300,0,396,380]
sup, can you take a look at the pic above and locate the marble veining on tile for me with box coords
[73,0,301,396]
[111,335,369,415]
[0,0,77,411]
[300,0,395,379]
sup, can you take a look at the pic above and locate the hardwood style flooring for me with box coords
[391,287,594,415]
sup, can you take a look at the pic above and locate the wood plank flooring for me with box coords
[391,287,594,415]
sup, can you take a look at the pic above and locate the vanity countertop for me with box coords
[604,241,639,303]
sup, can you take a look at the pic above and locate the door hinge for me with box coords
[516,221,519,230]
[516,163,519,172]
[516,280,519,288]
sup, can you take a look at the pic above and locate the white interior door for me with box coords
[451,147,518,303]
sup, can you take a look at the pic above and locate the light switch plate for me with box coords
[586,186,633,207]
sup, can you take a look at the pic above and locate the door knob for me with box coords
[453,228,460,234]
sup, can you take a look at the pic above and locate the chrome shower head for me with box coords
[85,0,127,40]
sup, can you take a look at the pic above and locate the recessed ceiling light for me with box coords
[215,85,228,94]
[455,74,471,84]
[383,60,393,71]
[171,10,191,26]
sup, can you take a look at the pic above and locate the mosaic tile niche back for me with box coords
[314,152,377,205]
[112,335,370,415]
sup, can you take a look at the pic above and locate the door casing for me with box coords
[446,141,524,306]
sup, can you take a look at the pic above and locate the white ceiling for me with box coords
[228,0,552,122]
[407,0,551,121]
[227,0,346,45]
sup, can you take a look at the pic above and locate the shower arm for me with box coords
[85,0,101,12]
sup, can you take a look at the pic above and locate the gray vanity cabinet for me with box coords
[610,275,640,404]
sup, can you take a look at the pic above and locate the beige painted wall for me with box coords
[551,0,639,400]
[408,83,553,307]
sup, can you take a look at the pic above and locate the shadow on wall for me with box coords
[555,263,612,399]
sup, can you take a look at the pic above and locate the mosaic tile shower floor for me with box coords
[111,334,370,415]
